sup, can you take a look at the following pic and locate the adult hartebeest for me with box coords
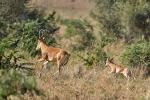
[36,30,70,74]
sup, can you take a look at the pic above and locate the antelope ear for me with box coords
[106,58,109,62]
[109,57,114,62]
[38,36,42,40]
[42,37,45,40]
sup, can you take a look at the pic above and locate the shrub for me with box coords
[77,43,107,68]
[92,44,108,66]
[92,0,150,40]
[0,69,39,99]
[0,41,40,99]
[0,13,58,56]
[60,19,109,67]
[0,18,11,39]
[99,33,117,48]
[120,40,150,68]
[0,0,25,20]
[61,19,95,51]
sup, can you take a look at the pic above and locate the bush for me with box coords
[92,0,150,40]
[92,44,108,66]
[0,34,25,69]
[61,19,95,51]
[76,43,107,68]
[0,41,40,99]
[0,0,25,20]
[99,33,117,48]
[120,40,150,68]
[59,18,109,67]
[0,13,58,56]
[0,18,11,39]
[85,46,107,67]
[0,69,39,99]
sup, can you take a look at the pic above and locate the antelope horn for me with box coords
[39,29,46,38]
[109,57,114,62]
[39,29,42,38]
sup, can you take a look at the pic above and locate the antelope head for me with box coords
[105,58,109,67]
[105,58,114,67]
[36,29,45,50]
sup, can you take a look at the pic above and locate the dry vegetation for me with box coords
[27,59,150,100]
[30,0,94,18]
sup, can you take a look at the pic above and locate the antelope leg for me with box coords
[43,61,49,69]
[37,58,45,62]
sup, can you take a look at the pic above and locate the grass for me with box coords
[17,56,149,100]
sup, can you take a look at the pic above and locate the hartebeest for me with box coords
[105,58,131,79]
[36,30,70,74]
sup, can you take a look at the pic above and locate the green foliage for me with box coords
[92,43,108,66]
[0,34,25,69]
[0,69,39,99]
[0,50,24,69]
[60,18,108,67]
[61,19,95,51]
[0,18,10,39]
[0,5,57,99]
[0,14,58,56]
[139,96,147,100]
[93,0,150,40]
[99,33,117,47]
[120,40,150,68]
[0,0,25,20]
[0,38,39,97]
[77,43,107,68]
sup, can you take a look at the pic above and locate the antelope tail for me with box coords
[60,52,70,67]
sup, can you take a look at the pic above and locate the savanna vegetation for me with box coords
[0,0,150,100]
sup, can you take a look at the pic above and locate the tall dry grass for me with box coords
[20,57,150,100]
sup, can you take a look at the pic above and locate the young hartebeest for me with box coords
[36,35,70,75]
[105,58,131,79]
